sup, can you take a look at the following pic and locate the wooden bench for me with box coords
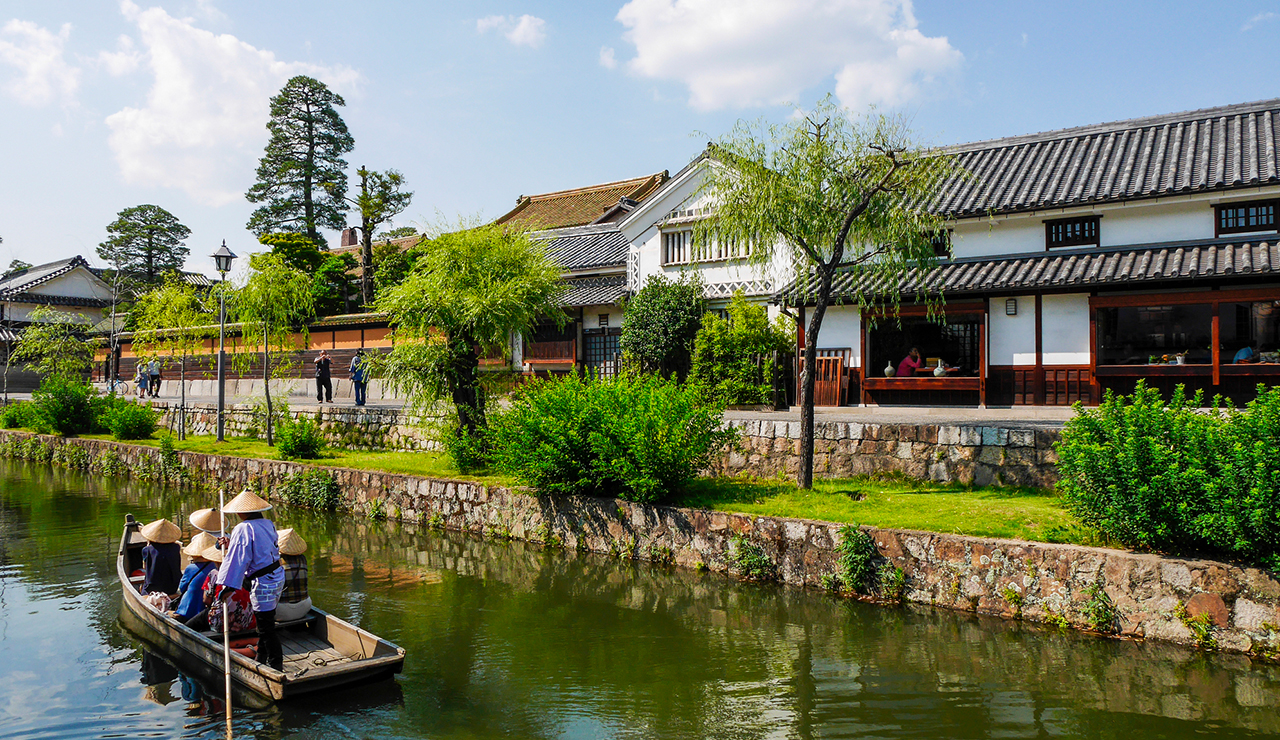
[200,612,318,641]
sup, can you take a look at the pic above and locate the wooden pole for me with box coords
[219,487,232,740]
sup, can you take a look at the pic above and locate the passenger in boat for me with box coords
[188,508,224,537]
[215,489,286,671]
[896,347,924,378]
[170,532,217,623]
[275,528,311,622]
[184,545,255,633]
[140,519,183,595]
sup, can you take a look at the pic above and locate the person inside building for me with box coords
[140,519,183,596]
[275,528,311,622]
[896,347,924,378]
[170,532,217,623]
[214,489,286,670]
[315,349,332,403]
[349,349,368,407]
[1234,343,1261,364]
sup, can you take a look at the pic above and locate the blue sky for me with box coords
[2,0,1280,276]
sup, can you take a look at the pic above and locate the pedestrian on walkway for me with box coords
[314,349,332,403]
[148,358,161,398]
[135,364,149,398]
[349,349,367,406]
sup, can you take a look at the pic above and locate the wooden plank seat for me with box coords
[199,612,318,641]
[862,376,980,391]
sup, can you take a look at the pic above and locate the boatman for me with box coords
[214,489,285,671]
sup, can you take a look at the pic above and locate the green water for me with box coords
[1,459,1278,739]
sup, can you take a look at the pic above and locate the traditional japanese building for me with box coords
[776,98,1280,406]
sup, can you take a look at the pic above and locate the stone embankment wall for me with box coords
[716,419,1061,488]
[3,430,1274,659]
[152,402,439,451]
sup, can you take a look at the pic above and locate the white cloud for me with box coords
[1242,11,1277,31]
[615,0,961,111]
[476,14,547,48]
[97,35,142,76]
[104,1,359,207]
[599,45,617,69]
[0,20,80,106]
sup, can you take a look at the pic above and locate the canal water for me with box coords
[2,459,1279,739]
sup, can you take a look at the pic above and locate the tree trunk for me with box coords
[798,268,835,489]
[449,335,485,439]
[263,325,273,446]
[360,221,374,306]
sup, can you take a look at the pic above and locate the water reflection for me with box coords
[1,458,1278,739]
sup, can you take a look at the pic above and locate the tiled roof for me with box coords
[0,256,90,296]
[534,224,629,271]
[937,99,1280,218]
[495,172,668,230]
[779,238,1280,303]
[310,312,391,328]
[561,274,626,307]
[331,233,422,258]
[4,292,110,308]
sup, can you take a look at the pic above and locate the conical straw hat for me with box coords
[221,489,272,514]
[201,545,224,563]
[182,531,216,558]
[141,519,181,544]
[277,528,307,556]
[189,508,224,534]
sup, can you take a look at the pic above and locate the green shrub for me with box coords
[835,524,877,593]
[1057,381,1280,566]
[276,417,325,459]
[102,401,158,440]
[0,401,34,429]
[690,292,793,405]
[619,273,705,380]
[728,534,777,581]
[442,425,488,473]
[279,469,344,510]
[489,372,736,503]
[30,377,97,435]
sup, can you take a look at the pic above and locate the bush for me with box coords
[619,273,705,380]
[690,292,793,405]
[279,469,344,510]
[836,524,877,593]
[30,377,98,436]
[1,401,34,429]
[276,416,326,459]
[489,372,736,503]
[101,400,158,440]
[1057,381,1280,567]
[443,425,488,473]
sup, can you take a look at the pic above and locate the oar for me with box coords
[219,487,233,740]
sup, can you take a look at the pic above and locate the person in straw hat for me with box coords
[213,489,286,670]
[275,528,311,622]
[140,518,182,596]
[169,532,218,623]
[186,544,254,634]
[188,508,225,537]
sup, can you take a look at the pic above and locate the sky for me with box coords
[3,0,1280,278]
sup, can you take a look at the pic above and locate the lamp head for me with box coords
[212,240,236,274]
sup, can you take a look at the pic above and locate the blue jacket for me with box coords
[174,561,216,619]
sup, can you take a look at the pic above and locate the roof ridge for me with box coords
[523,172,665,201]
[948,98,1280,153]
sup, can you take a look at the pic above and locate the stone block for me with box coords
[896,442,914,459]
[981,427,1009,446]
[977,446,1005,465]
[1008,430,1035,448]
[936,425,961,445]
[758,421,775,439]
[847,423,864,440]
[1185,592,1229,628]
[1233,598,1279,631]
[918,426,939,444]
[959,426,983,446]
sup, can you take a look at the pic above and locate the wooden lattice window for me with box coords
[1216,199,1278,237]
[1045,216,1100,249]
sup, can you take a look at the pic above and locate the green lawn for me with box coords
[683,475,1095,544]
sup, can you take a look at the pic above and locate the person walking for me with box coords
[147,358,161,398]
[314,349,332,403]
[135,364,149,398]
[349,349,367,406]
[214,489,285,671]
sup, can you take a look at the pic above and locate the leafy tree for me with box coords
[97,204,192,287]
[370,223,564,450]
[372,238,425,296]
[11,307,94,380]
[313,252,358,316]
[690,292,794,405]
[698,98,959,488]
[619,273,705,380]
[131,276,216,439]
[334,167,413,305]
[245,76,354,246]
[5,259,31,276]
[375,225,418,241]
[235,254,316,446]
[258,232,325,272]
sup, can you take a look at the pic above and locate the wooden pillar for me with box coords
[979,299,988,408]
[1212,300,1221,387]
[797,305,805,402]
[1088,295,1099,405]
[859,312,869,406]
[1034,294,1044,406]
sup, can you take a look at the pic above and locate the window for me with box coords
[1220,301,1280,361]
[598,313,609,329]
[1215,199,1277,236]
[929,230,951,258]
[868,316,982,378]
[1045,216,1100,249]
[1095,304,1213,365]
[660,229,749,265]
[662,230,692,265]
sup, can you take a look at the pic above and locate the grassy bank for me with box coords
[63,431,1088,545]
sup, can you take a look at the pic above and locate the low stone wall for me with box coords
[2,429,1274,659]
[151,402,440,451]
[716,419,1061,488]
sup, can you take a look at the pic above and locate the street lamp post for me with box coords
[212,241,236,442]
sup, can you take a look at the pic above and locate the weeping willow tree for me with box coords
[697,97,962,488]
[234,253,316,446]
[131,275,216,439]
[370,222,564,458]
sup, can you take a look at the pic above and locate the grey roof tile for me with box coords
[532,223,628,271]
[560,274,625,308]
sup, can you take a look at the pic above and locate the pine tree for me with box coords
[96,204,191,287]
[245,76,354,246]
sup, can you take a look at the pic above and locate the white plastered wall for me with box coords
[581,307,624,331]
[988,295,1036,365]
[815,305,862,367]
[1042,293,1090,364]
[29,268,115,301]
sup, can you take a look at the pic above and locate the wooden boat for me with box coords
[117,515,404,705]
